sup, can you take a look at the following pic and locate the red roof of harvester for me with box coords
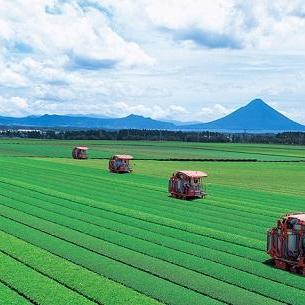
[177,171,208,178]
[76,146,88,150]
[114,155,133,160]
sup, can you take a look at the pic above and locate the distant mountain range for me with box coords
[0,114,176,130]
[0,98,304,133]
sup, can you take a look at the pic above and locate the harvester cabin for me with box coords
[168,170,208,199]
[267,213,305,274]
[72,146,88,160]
[109,155,133,173]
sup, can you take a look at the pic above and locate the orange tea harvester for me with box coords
[109,155,133,173]
[267,213,305,274]
[72,146,88,160]
[168,171,208,200]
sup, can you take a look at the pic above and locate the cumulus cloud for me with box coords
[0,0,305,122]
[0,67,27,87]
[0,96,29,116]
[68,53,118,70]
[196,104,231,122]
[90,101,188,120]
[145,0,243,49]
[0,0,154,68]
[173,29,242,49]
[144,0,305,50]
[11,97,187,121]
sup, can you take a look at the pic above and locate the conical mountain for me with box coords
[184,99,305,132]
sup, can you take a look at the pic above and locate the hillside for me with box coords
[0,114,175,130]
[0,99,304,132]
[183,99,305,132]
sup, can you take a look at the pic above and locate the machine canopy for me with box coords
[114,155,133,160]
[176,171,208,178]
[76,146,88,150]
[284,213,305,224]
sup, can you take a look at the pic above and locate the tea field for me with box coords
[0,139,305,305]
[1,139,305,160]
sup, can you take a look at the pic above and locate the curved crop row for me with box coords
[0,207,277,305]
[0,195,303,304]
[0,215,223,305]
[0,163,269,243]
[0,231,162,305]
[0,188,303,292]
[0,281,31,305]
[0,251,95,305]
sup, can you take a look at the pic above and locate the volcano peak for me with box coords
[183,98,305,132]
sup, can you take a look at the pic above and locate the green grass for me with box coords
[0,282,31,305]
[1,138,305,160]
[0,231,167,305]
[0,139,305,304]
[0,251,95,305]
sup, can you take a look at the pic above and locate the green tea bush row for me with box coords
[0,215,223,305]
[0,184,267,263]
[1,188,304,293]
[0,281,31,305]
[0,162,267,243]
[1,196,303,305]
[0,251,95,305]
[0,175,264,251]
[0,231,162,305]
[0,207,274,305]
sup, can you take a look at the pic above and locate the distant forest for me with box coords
[1,128,305,145]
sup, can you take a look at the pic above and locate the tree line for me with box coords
[1,128,305,145]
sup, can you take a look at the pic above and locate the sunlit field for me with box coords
[0,139,305,305]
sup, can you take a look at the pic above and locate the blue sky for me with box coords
[1,0,305,123]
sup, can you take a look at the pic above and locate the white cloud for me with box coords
[0,96,29,116]
[196,104,231,122]
[145,0,234,31]
[11,96,28,109]
[102,101,188,120]
[0,67,27,87]
[16,98,188,121]
[0,0,154,68]
[0,0,305,123]
[141,0,305,50]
